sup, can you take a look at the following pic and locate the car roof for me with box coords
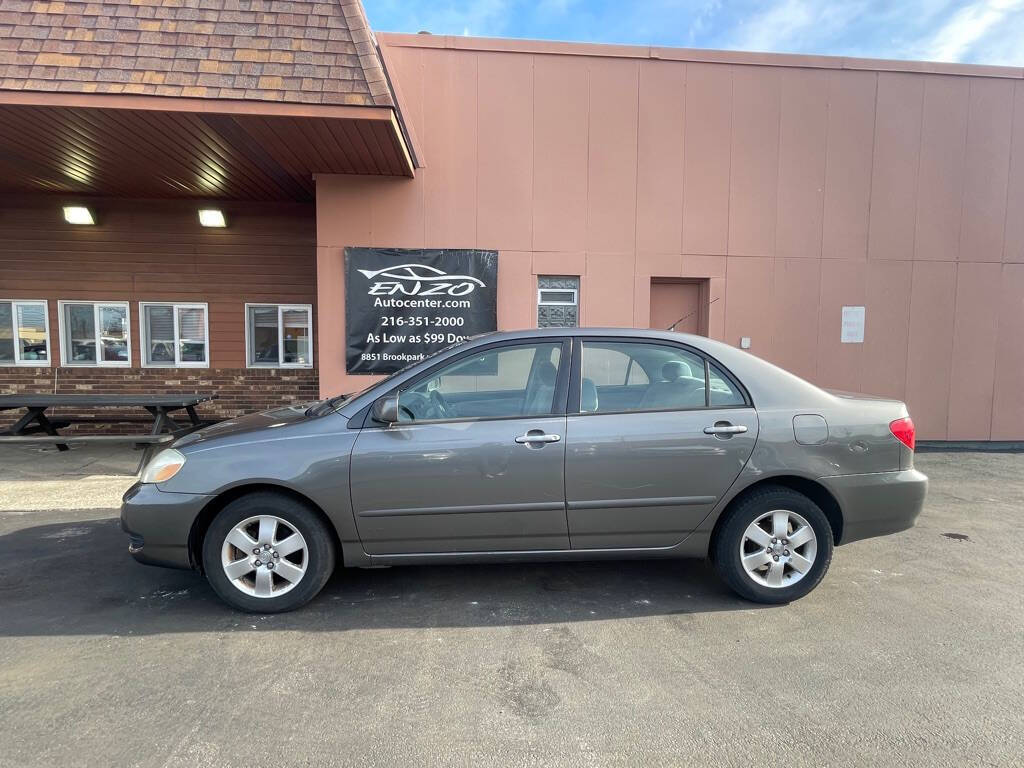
[478,327,705,343]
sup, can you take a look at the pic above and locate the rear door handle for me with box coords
[515,432,561,444]
[703,424,747,435]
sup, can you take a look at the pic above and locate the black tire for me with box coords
[201,492,336,613]
[712,485,834,604]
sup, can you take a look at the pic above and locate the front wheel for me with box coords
[712,486,834,604]
[201,492,336,613]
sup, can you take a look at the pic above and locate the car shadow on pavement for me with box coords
[0,516,768,636]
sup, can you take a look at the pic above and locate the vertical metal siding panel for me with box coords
[815,259,867,392]
[586,57,639,254]
[682,63,731,255]
[959,79,1013,263]
[1003,82,1024,263]
[776,68,828,260]
[728,66,781,257]
[991,264,1024,439]
[422,49,479,249]
[905,261,957,440]
[822,70,875,260]
[947,262,1001,440]
[635,60,686,256]
[476,52,534,251]
[532,55,590,253]
[913,76,969,262]
[867,73,924,261]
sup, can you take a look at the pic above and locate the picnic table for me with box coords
[0,394,218,462]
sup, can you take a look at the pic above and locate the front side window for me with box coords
[580,341,712,414]
[59,301,130,366]
[0,300,50,365]
[141,303,209,367]
[246,304,313,368]
[397,342,563,422]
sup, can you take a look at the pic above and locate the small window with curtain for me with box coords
[0,300,50,366]
[246,304,313,368]
[537,276,579,328]
[140,302,209,367]
[58,301,130,366]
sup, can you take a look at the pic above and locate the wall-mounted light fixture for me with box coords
[198,209,227,228]
[63,206,95,225]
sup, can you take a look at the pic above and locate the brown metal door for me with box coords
[649,280,706,334]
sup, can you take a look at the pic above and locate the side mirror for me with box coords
[372,394,399,425]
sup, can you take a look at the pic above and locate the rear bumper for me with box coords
[120,482,211,569]
[821,469,928,545]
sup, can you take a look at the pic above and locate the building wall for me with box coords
[315,35,1024,441]
[1,197,318,428]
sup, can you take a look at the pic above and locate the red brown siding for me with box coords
[0,195,318,428]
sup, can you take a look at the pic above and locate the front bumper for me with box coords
[821,469,928,545]
[120,482,212,569]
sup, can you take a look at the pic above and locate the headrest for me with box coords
[536,360,557,384]
[662,360,690,382]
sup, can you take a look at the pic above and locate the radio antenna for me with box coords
[667,297,719,331]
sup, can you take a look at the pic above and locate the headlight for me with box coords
[140,448,186,484]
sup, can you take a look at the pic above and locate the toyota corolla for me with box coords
[121,328,927,613]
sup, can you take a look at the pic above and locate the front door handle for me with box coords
[515,432,561,444]
[703,424,748,435]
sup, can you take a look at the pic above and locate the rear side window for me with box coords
[579,341,748,413]
[580,341,705,413]
[708,362,745,407]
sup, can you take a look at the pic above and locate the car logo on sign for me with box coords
[358,264,486,297]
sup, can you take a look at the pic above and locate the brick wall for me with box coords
[0,367,319,433]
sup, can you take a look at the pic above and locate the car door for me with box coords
[350,339,571,554]
[565,338,758,549]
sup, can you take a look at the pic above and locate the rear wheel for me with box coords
[712,486,833,604]
[201,492,336,613]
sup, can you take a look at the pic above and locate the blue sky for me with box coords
[363,0,1024,67]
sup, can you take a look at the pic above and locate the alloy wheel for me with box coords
[739,509,818,588]
[220,515,308,598]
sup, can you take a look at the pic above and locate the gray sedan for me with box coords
[121,328,927,612]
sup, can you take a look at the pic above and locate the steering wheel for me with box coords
[429,389,453,419]
[397,391,429,421]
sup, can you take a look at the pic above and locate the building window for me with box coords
[58,301,130,366]
[537,276,579,328]
[246,304,313,368]
[0,300,50,366]
[140,302,209,367]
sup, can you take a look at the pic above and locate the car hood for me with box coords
[174,402,321,449]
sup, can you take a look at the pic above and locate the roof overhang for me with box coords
[0,91,414,202]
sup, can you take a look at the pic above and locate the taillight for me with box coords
[889,417,915,451]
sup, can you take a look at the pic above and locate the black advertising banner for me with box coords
[344,247,498,374]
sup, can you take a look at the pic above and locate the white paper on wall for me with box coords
[841,306,865,343]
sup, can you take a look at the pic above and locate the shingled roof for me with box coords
[0,0,394,107]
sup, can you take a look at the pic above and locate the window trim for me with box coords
[568,336,752,416]
[57,300,132,367]
[537,287,579,306]
[0,299,51,367]
[139,301,210,369]
[244,303,314,369]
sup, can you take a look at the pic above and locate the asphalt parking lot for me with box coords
[0,447,1022,767]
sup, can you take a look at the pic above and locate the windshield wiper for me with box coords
[306,393,349,417]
